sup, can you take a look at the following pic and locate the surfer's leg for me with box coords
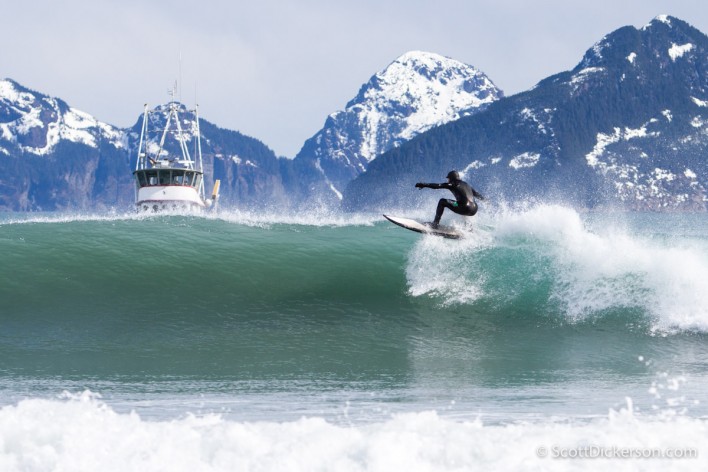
[433,199,455,226]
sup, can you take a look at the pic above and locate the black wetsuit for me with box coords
[416,179,484,226]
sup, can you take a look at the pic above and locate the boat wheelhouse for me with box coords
[133,95,218,212]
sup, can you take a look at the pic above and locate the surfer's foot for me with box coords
[425,222,440,229]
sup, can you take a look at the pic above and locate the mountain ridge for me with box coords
[343,15,708,212]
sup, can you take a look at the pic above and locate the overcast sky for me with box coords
[4,0,707,157]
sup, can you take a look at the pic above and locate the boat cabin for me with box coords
[133,167,207,212]
[134,169,203,190]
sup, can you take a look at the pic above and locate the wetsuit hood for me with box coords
[446,170,460,182]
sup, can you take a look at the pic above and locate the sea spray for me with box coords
[403,204,708,332]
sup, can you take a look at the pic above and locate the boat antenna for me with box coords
[169,81,177,103]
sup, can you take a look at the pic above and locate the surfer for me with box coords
[415,171,484,228]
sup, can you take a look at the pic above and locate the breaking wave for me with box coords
[2,204,706,336]
[406,205,708,332]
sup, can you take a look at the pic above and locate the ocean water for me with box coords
[1,205,707,471]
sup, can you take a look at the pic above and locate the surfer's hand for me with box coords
[415,183,425,189]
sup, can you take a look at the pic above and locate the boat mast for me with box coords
[136,104,149,171]
[172,104,192,168]
[194,103,205,200]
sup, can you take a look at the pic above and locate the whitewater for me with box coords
[1,205,707,471]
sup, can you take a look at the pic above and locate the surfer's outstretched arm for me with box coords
[415,182,450,190]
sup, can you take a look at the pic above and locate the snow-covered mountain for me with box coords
[0,79,132,210]
[344,16,708,211]
[3,15,708,212]
[572,15,708,208]
[0,79,125,156]
[293,51,502,199]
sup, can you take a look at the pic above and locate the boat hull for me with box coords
[136,186,206,212]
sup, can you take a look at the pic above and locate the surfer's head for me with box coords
[446,170,460,182]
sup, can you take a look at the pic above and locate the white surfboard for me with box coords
[383,214,465,239]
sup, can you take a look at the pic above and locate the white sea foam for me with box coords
[406,223,493,305]
[0,391,705,472]
[0,210,145,225]
[407,205,708,332]
[510,206,708,332]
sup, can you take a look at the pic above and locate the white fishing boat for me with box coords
[133,89,220,212]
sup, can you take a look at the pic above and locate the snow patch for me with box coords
[691,97,708,107]
[230,155,257,168]
[569,67,605,94]
[571,67,604,85]
[652,168,675,181]
[668,43,694,61]
[643,15,671,30]
[462,161,486,174]
[586,129,620,167]
[627,52,637,64]
[519,107,554,135]
[509,152,540,170]
[624,126,649,140]
[586,123,659,167]
[314,158,343,200]
[0,80,34,106]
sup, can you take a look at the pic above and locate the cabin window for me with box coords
[136,172,147,188]
[184,172,195,187]
[172,170,186,185]
[146,170,158,186]
[159,170,171,185]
